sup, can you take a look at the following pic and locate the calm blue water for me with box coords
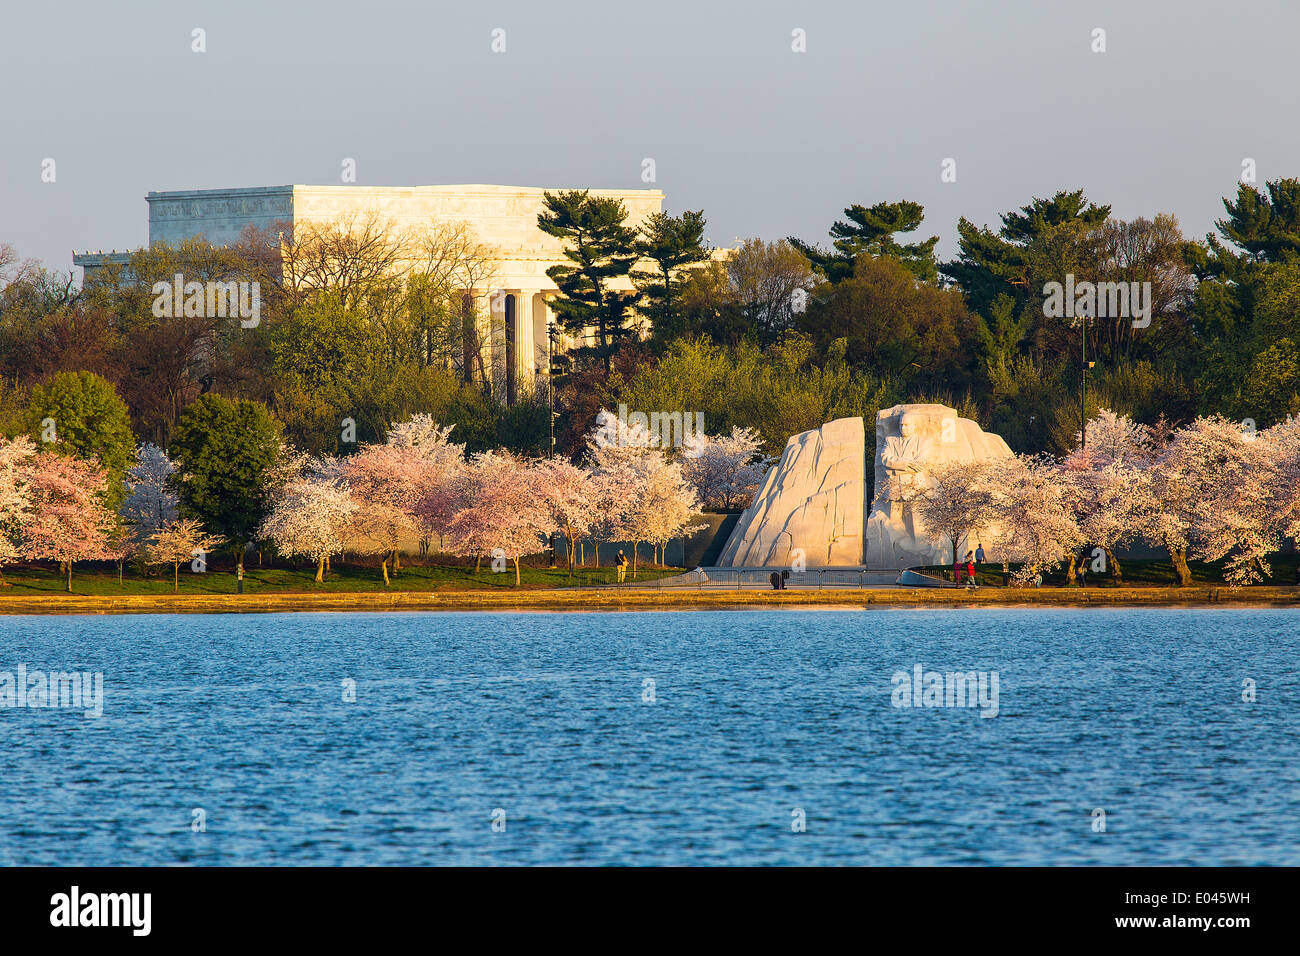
[1,608,1297,866]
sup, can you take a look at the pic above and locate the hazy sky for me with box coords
[4,0,1299,275]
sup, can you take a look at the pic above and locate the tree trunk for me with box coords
[392,550,401,570]
[173,563,179,593]
[1170,546,1192,587]
[475,553,482,574]
[315,555,325,582]
[67,561,73,593]
[1104,547,1122,583]
[514,556,521,586]
[118,560,124,586]
[381,556,391,587]
[632,542,639,577]
[1064,557,1077,587]
[325,553,330,572]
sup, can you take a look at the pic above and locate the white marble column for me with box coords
[514,290,536,393]
[531,292,548,378]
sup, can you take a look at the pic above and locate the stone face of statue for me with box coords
[881,413,930,478]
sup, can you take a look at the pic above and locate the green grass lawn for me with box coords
[919,554,1300,588]
[0,560,686,596]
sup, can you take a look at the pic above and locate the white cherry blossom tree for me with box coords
[258,476,357,582]
[912,460,999,567]
[122,443,178,548]
[147,518,225,593]
[679,426,773,510]
[0,436,35,579]
[985,454,1084,585]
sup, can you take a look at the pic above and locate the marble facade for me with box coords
[74,183,666,399]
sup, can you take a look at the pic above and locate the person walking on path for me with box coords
[975,543,985,564]
[953,557,964,585]
[616,549,628,584]
[965,552,977,588]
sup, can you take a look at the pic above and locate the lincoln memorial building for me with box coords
[74,183,667,402]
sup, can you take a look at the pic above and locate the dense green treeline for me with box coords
[2,179,1298,462]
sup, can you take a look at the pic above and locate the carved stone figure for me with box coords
[714,406,1012,570]
[866,404,1013,569]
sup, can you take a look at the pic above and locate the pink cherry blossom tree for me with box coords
[1142,415,1252,586]
[584,411,663,568]
[385,413,457,452]
[21,451,117,592]
[912,460,999,567]
[585,469,636,568]
[1074,408,1158,467]
[631,456,706,570]
[1263,415,1300,551]
[411,457,465,557]
[585,408,663,474]
[533,458,601,576]
[1056,411,1161,584]
[1057,454,1153,584]
[1180,416,1280,585]
[384,417,466,557]
[339,443,431,579]
[103,526,134,586]
[616,455,703,574]
[445,451,556,585]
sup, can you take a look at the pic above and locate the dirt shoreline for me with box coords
[1,586,1298,614]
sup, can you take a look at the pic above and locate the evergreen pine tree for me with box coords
[942,189,1111,318]
[538,190,640,373]
[633,209,710,349]
[790,200,939,283]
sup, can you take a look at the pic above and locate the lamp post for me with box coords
[1080,311,1095,450]
[548,315,556,461]
[1080,311,1087,450]
[546,312,557,567]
